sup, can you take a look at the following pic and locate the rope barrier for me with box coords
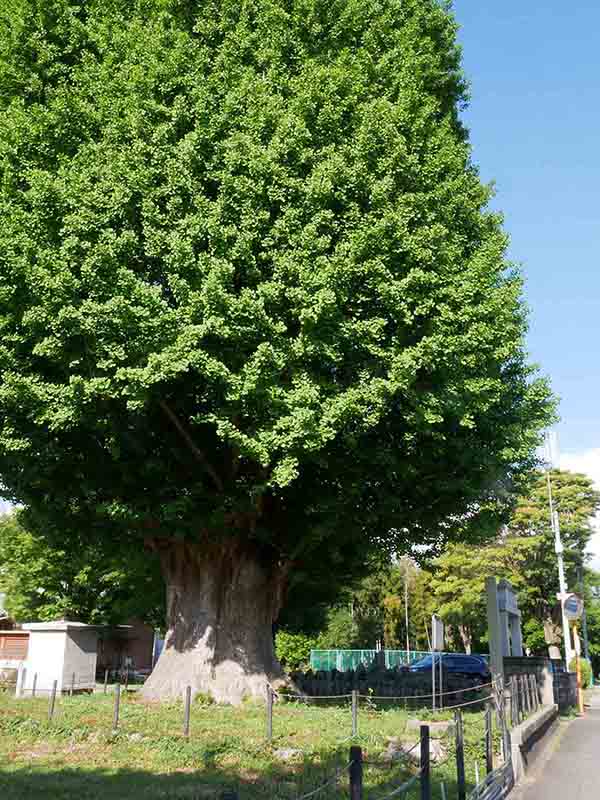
[285,693,354,701]
[444,693,494,709]
[370,769,422,800]
[294,760,354,800]
[362,681,493,701]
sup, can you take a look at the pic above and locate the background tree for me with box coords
[0,0,553,701]
[0,512,164,627]
[428,470,600,656]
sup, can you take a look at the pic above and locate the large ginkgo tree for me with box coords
[0,0,553,702]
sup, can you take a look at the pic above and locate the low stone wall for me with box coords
[289,667,487,704]
[510,704,559,782]
[553,670,577,712]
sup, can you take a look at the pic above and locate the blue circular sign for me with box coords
[563,594,583,620]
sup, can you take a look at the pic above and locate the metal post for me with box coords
[349,745,363,800]
[32,673,37,698]
[578,564,592,684]
[574,626,585,714]
[18,667,27,697]
[404,562,410,656]
[485,703,493,774]
[70,672,75,697]
[439,653,443,710]
[113,683,121,732]
[454,709,466,800]
[104,669,109,694]
[183,685,192,738]
[420,725,431,800]
[266,685,273,742]
[124,667,129,692]
[48,680,57,721]
[351,689,358,737]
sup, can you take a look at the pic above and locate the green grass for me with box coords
[0,690,496,800]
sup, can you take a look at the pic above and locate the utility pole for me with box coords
[545,437,573,668]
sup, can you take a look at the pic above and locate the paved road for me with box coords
[517,694,600,800]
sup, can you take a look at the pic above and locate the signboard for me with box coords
[431,615,445,651]
[563,593,583,621]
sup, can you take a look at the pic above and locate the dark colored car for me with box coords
[409,653,490,680]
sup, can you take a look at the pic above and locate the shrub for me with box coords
[569,657,592,689]
[275,630,317,670]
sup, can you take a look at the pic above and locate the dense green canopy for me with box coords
[0,511,164,627]
[0,1,553,572]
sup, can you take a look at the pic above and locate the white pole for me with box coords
[432,649,436,712]
[547,479,573,666]
[545,441,574,668]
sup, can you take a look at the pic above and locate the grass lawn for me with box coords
[0,689,495,799]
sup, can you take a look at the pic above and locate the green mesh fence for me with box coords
[309,649,489,671]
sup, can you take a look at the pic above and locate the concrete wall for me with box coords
[62,630,98,689]
[20,628,98,694]
[510,705,560,782]
[22,630,68,694]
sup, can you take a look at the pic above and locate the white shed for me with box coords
[18,621,99,695]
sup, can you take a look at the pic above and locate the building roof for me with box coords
[22,620,101,632]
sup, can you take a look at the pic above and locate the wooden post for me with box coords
[530,675,538,710]
[510,677,517,726]
[526,674,534,712]
[183,685,192,738]
[349,745,363,800]
[454,709,466,800]
[113,683,121,732]
[48,680,57,721]
[70,672,75,697]
[351,690,358,737]
[485,703,493,774]
[266,685,273,742]
[32,673,38,698]
[420,725,431,800]
[104,669,109,694]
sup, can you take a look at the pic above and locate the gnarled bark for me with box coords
[142,539,289,704]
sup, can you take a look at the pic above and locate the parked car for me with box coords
[409,653,490,680]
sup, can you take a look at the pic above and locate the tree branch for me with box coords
[159,400,224,492]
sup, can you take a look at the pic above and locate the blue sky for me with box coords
[453,1,600,564]
[453,1,600,457]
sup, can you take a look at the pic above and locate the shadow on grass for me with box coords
[0,764,468,800]
[0,753,466,800]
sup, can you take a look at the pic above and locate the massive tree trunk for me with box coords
[142,539,288,704]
